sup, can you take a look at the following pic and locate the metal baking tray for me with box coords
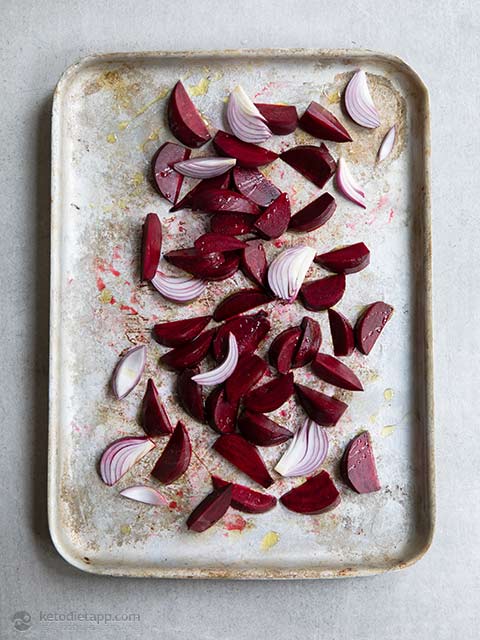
[49,49,434,578]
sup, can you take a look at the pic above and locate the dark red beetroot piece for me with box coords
[170,173,230,212]
[141,378,173,437]
[238,410,293,447]
[141,213,162,281]
[233,167,281,207]
[213,434,274,488]
[192,188,260,215]
[210,212,255,235]
[269,327,302,374]
[280,144,336,189]
[176,367,206,422]
[213,289,272,322]
[212,310,270,361]
[295,383,348,427]
[254,192,291,239]
[280,470,341,515]
[205,386,237,434]
[243,372,294,413]
[315,242,370,274]
[151,421,191,484]
[341,431,381,493]
[164,248,239,281]
[312,353,363,391]
[241,240,268,287]
[213,130,278,168]
[152,315,211,348]
[225,354,268,405]
[289,193,337,232]
[292,317,322,368]
[160,329,215,371]
[212,475,277,514]
[151,142,191,204]
[328,309,355,357]
[168,81,211,148]
[194,233,247,256]
[254,103,298,135]
[299,102,352,143]
[355,302,394,355]
[187,484,232,532]
[300,274,346,311]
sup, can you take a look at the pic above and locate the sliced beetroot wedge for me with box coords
[199,252,240,282]
[241,240,268,287]
[211,475,277,513]
[254,192,291,239]
[141,213,162,281]
[205,386,237,434]
[213,289,272,322]
[300,274,346,311]
[151,142,191,204]
[151,421,191,484]
[193,188,260,215]
[254,103,298,135]
[328,309,355,357]
[295,383,348,427]
[289,193,336,232]
[292,317,322,368]
[280,470,341,514]
[210,212,255,235]
[194,233,246,256]
[212,311,270,361]
[280,144,336,188]
[170,174,230,212]
[232,167,281,207]
[238,410,293,447]
[315,242,370,274]
[269,327,302,374]
[187,484,232,532]
[341,431,381,493]
[152,315,211,348]
[164,247,239,281]
[299,101,352,142]
[312,353,363,391]
[176,367,206,422]
[142,378,173,436]
[355,302,394,355]
[213,434,274,488]
[213,130,278,168]
[225,354,268,405]
[160,329,215,371]
[243,372,294,413]
[168,80,211,148]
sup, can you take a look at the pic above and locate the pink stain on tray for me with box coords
[120,304,138,315]
[224,514,247,532]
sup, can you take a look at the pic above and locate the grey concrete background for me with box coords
[1,0,479,638]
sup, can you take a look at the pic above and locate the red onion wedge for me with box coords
[275,418,329,477]
[141,213,162,281]
[280,470,341,515]
[111,345,147,399]
[377,125,396,162]
[100,436,155,486]
[268,245,315,302]
[227,85,272,143]
[173,157,236,178]
[142,378,173,436]
[151,271,207,303]
[191,333,239,386]
[120,485,169,506]
[344,69,380,129]
[336,158,366,208]
[151,421,192,484]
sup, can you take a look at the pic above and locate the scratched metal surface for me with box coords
[48,50,433,578]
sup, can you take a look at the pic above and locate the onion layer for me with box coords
[120,485,168,506]
[377,125,396,162]
[151,271,207,302]
[275,418,328,477]
[336,158,366,208]
[173,157,236,178]
[192,333,238,385]
[100,437,155,486]
[111,345,147,399]
[227,85,272,143]
[345,70,380,128]
[267,245,315,302]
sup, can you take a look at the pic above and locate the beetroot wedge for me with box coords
[213,434,274,488]
[212,475,277,513]
[187,484,232,532]
[225,354,268,405]
[233,167,281,207]
[151,142,191,204]
[254,103,298,135]
[213,130,278,168]
[164,247,239,281]
[193,188,260,215]
[355,302,394,355]
[241,240,268,287]
[312,353,363,391]
[243,372,294,413]
[212,311,270,361]
[205,386,237,434]
[295,383,348,427]
[168,80,211,148]
[194,233,247,256]
[170,174,230,212]
[299,102,352,142]
[292,317,322,368]
[315,242,370,274]
[328,309,355,357]
[176,367,206,422]
[269,327,302,374]
[280,144,336,188]
[152,315,211,348]
[300,274,346,311]
[254,192,291,239]
[151,421,191,484]
[280,470,341,514]
[341,431,381,493]
[160,329,215,371]
[238,410,293,447]
[213,289,272,322]
[210,212,255,235]
[141,213,162,281]
[289,193,336,232]
[142,378,173,436]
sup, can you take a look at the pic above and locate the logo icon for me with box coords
[12,611,32,632]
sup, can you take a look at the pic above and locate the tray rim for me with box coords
[48,48,434,579]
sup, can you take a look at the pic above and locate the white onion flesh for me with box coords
[111,345,147,399]
[191,333,238,385]
[120,485,168,506]
[345,70,380,129]
[275,419,329,477]
[267,245,315,302]
[377,125,396,162]
[336,158,366,209]
[151,271,207,302]
[100,437,155,486]
[227,85,272,143]
[173,157,236,178]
